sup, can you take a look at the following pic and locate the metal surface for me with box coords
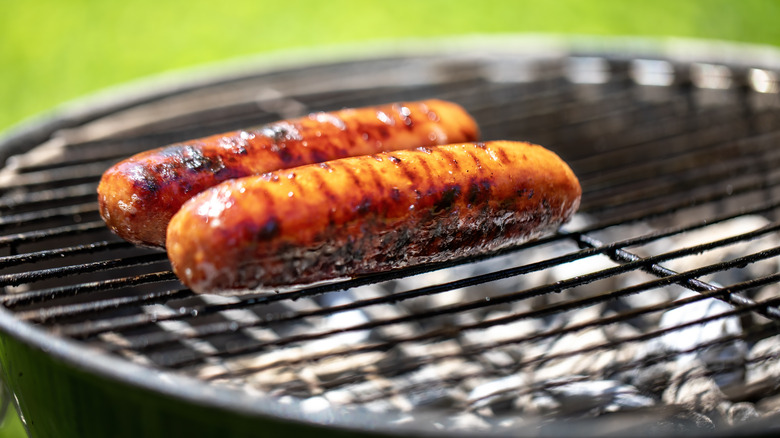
[1,36,780,437]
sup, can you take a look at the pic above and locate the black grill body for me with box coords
[1,36,779,438]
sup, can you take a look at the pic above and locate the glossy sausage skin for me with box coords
[167,141,581,293]
[98,99,478,247]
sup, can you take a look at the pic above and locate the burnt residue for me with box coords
[128,164,160,195]
[354,122,393,145]
[159,145,225,174]
[257,217,281,240]
[432,184,462,214]
[233,143,248,155]
[467,178,493,205]
[310,149,331,164]
[516,187,535,200]
[376,125,391,140]
[277,146,295,164]
[356,197,373,214]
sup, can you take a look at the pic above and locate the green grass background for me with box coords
[1,0,779,436]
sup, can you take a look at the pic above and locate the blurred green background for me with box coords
[3,0,780,134]
[1,0,779,436]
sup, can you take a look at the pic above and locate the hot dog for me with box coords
[97,100,479,247]
[166,141,581,293]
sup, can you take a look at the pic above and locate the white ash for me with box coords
[619,362,675,396]
[652,290,747,388]
[467,374,528,411]
[662,362,730,416]
[457,308,541,363]
[534,326,612,382]
[753,284,780,325]
[541,378,655,415]
[308,290,370,347]
[478,349,516,370]
[300,396,331,415]
[650,410,717,434]
[434,412,493,432]
[745,335,780,386]
[756,394,780,415]
[399,358,477,409]
[727,402,761,426]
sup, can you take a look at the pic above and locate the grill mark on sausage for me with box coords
[465,149,481,170]
[309,148,330,164]
[340,165,362,188]
[396,160,420,186]
[256,186,276,210]
[309,169,333,198]
[416,155,434,185]
[437,149,461,172]
[364,162,386,211]
[496,146,510,164]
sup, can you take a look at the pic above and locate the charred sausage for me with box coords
[166,141,581,293]
[97,99,479,247]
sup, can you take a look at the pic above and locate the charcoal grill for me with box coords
[1,36,780,438]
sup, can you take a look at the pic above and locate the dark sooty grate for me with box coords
[2,45,780,435]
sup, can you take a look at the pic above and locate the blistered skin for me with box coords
[97,99,479,247]
[167,141,582,293]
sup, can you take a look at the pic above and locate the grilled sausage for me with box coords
[98,99,478,247]
[167,141,581,293]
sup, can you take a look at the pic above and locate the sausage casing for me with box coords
[97,99,478,246]
[167,141,582,293]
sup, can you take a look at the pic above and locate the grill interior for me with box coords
[2,40,780,435]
